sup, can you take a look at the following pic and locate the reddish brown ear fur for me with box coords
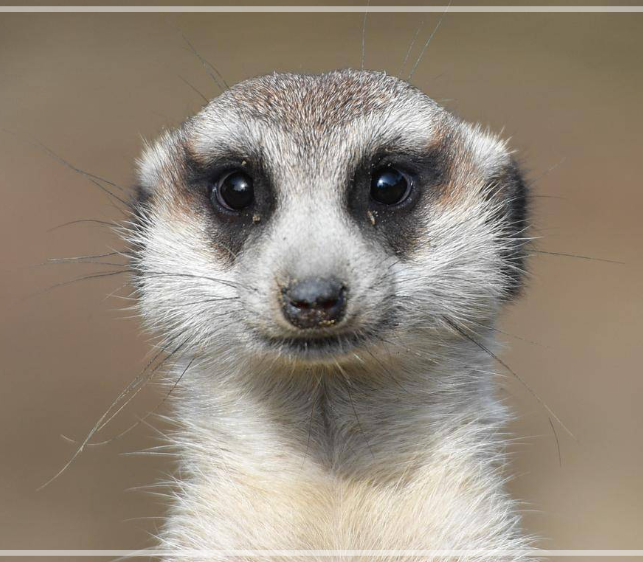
[487,158,530,300]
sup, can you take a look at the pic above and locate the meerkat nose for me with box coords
[280,277,347,330]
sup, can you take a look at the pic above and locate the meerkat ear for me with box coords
[488,158,530,300]
[136,138,163,199]
[134,130,186,203]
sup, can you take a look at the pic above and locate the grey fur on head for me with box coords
[128,69,533,560]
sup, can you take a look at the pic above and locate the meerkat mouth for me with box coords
[258,308,399,362]
[261,331,373,362]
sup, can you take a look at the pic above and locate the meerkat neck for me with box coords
[170,333,505,482]
[158,333,528,555]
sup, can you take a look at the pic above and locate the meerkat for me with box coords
[128,68,533,561]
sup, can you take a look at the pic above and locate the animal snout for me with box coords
[280,277,347,329]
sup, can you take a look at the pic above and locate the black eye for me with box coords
[213,170,254,211]
[370,166,411,206]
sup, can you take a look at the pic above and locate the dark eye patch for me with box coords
[181,148,276,262]
[347,146,450,256]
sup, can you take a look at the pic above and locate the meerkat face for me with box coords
[130,70,528,366]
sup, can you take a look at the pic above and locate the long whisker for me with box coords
[142,271,252,293]
[27,270,130,301]
[334,360,375,459]
[443,316,576,441]
[531,249,624,264]
[398,18,425,76]
[360,0,371,70]
[91,340,191,437]
[34,141,129,194]
[3,128,129,195]
[300,370,319,471]
[38,333,190,490]
[47,219,119,232]
[181,32,229,91]
[178,74,209,104]
[47,260,128,268]
[175,296,241,307]
[46,251,125,263]
[549,418,563,467]
[360,345,412,396]
[467,319,549,349]
[407,0,452,81]
[64,356,197,448]
[531,157,567,183]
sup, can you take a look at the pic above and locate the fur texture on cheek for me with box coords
[393,191,510,338]
[126,201,249,356]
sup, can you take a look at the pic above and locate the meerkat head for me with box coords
[129,69,528,368]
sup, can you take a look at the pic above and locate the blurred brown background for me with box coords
[0,3,641,561]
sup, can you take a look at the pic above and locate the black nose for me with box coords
[281,278,347,329]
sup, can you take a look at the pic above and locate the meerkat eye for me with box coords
[212,170,255,212]
[370,166,412,206]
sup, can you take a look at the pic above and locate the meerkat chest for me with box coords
[165,451,514,554]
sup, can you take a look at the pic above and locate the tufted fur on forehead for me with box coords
[171,70,453,189]
[206,69,431,131]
